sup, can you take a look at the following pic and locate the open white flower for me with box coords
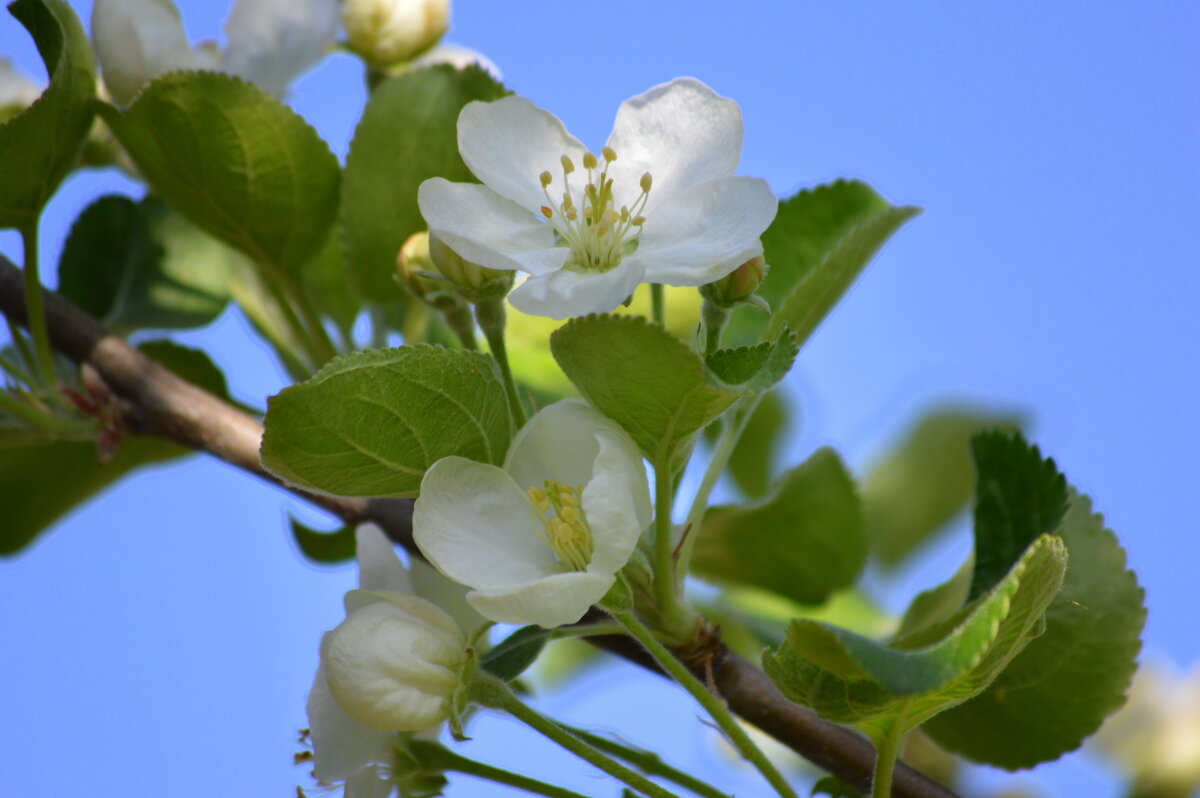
[307,526,475,791]
[418,77,778,319]
[413,399,651,628]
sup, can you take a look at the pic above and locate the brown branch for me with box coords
[0,255,956,798]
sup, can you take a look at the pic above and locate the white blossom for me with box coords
[90,0,193,106]
[343,0,449,67]
[413,399,651,628]
[418,77,778,319]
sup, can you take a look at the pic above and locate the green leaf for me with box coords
[57,196,230,332]
[862,408,1022,566]
[692,448,867,606]
[480,625,550,681]
[968,432,1069,600]
[226,255,316,381]
[261,346,514,498]
[763,194,920,345]
[137,339,239,408]
[810,776,862,798]
[705,331,798,393]
[0,436,183,555]
[96,71,340,277]
[924,492,1146,769]
[723,388,788,500]
[289,517,357,564]
[0,0,95,228]
[894,557,973,640]
[551,314,770,473]
[763,535,1067,740]
[341,65,506,301]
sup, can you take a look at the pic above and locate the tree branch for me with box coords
[0,255,956,798]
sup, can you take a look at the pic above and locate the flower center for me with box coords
[537,146,653,273]
[527,480,593,571]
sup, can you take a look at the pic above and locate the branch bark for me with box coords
[0,255,956,798]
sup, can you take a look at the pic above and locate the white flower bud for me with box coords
[90,0,193,107]
[0,58,41,115]
[323,590,466,732]
[343,0,450,67]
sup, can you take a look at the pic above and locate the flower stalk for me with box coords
[474,297,527,427]
[406,738,590,798]
[19,221,56,386]
[605,607,799,798]
[470,673,682,798]
[561,725,734,798]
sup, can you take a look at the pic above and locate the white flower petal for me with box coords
[343,765,396,798]
[307,637,393,782]
[458,95,588,211]
[324,600,465,731]
[222,0,338,97]
[342,590,465,652]
[355,524,413,593]
[467,571,614,628]
[0,58,41,109]
[410,558,486,634]
[604,78,744,215]
[504,399,604,492]
[508,260,645,320]
[90,0,193,107]
[412,43,502,81]
[418,178,566,276]
[633,176,777,286]
[582,439,651,576]
[414,457,561,589]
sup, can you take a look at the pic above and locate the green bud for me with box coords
[397,231,462,311]
[429,234,514,304]
[700,254,768,308]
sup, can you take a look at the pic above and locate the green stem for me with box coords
[5,317,35,378]
[471,674,681,798]
[280,276,338,364]
[407,739,589,798]
[560,725,733,798]
[652,460,692,639]
[554,622,625,639]
[651,283,665,326]
[676,394,760,573]
[700,300,729,356]
[443,305,479,350]
[0,349,35,386]
[608,609,798,798]
[475,298,527,427]
[19,220,56,385]
[871,705,911,798]
[0,389,88,437]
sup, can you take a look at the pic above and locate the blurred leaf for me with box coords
[763,535,1066,742]
[924,492,1146,769]
[300,231,359,336]
[0,436,183,555]
[551,314,786,473]
[894,557,973,640]
[968,431,1069,600]
[341,65,506,301]
[57,196,229,332]
[862,408,1021,566]
[693,448,867,606]
[723,388,788,500]
[480,625,549,682]
[137,340,233,403]
[226,256,315,381]
[0,0,95,228]
[97,71,339,277]
[261,346,513,497]
[289,517,356,564]
[811,776,862,797]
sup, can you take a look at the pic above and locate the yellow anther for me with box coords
[527,486,550,514]
[601,146,617,162]
[540,206,553,218]
[540,171,552,187]
[560,154,575,175]
[560,505,582,524]
[631,215,646,226]
[640,172,653,193]
[583,152,598,170]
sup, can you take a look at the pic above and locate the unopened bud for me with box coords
[397,232,461,311]
[343,0,450,67]
[91,0,194,107]
[700,254,768,308]
[428,234,514,303]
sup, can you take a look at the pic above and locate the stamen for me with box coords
[582,152,598,170]
[539,171,552,187]
[601,145,617,162]
[560,155,575,175]
[640,172,653,193]
[540,206,553,218]
[530,479,594,571]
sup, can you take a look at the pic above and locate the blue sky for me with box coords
[1,1,1197,796]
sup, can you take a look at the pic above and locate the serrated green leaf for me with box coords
[969,431,1069,600]
[550,314,744,473]
[924,492,1146,769]
[894,557,973,640]
[763,535,1067,740]
[764,203,920,345]
[862,408,1022,566]
[97,71,339,277]
[0,436,183,554]
[289,517,357,564]
[57,196,230,332]
[260,346,514,498]
[692,448,867,606]
[341,65,507,301]
[480,625,550,682]
[0,0,95,228]
[705,330,798,393]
